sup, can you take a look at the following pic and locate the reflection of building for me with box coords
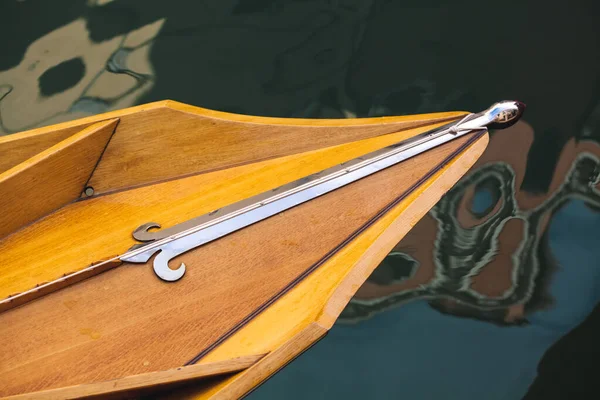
[343,122,600,325]
[0,13,163,135]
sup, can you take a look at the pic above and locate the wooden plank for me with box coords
[3,100,465,195]
[0,102,168,167]
[86,102,465,194]
[168,134,489,400]
[4,354,264,400]
[0,134,479,397]
[0,125,94,174]
[0,119,118,239]
[202,324,326,400]
[0,120,454,304]
[0,258,122,314]
[316,135,488,327]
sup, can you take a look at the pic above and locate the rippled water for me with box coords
[2,1,600,398]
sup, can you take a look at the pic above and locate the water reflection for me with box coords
[2,0,600,398]
[0,12,162,133]
[343,123,600,326]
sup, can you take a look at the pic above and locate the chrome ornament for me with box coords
[121,101,525,281]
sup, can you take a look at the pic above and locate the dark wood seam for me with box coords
[185,129,487,365]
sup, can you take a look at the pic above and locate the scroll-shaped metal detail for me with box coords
[121,100,525,282]
[133,222,162,242]
[122,246,186,282]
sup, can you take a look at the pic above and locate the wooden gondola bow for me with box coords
[1,100,524,309]
[123,100,525,281]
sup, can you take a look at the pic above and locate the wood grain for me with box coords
[169,134,489,400]
[0,258,122,314]
[0,125,94,174]
[187,324,326,400]
[3,354,264,400]
[0,120,454,303]
[5,100,465,195]
[88,103,464,194]
[0,119,117,239]
[0,134,476,397]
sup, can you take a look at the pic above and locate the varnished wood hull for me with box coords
[0,101,487,399]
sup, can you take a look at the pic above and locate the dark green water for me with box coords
[2,1,600,398]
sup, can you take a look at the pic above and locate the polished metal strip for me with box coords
[121,100,525,281]
[132,118,464,243]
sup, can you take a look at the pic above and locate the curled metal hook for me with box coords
[121,245,186,282]
[152,249,186,282]
[132,222,162,242]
